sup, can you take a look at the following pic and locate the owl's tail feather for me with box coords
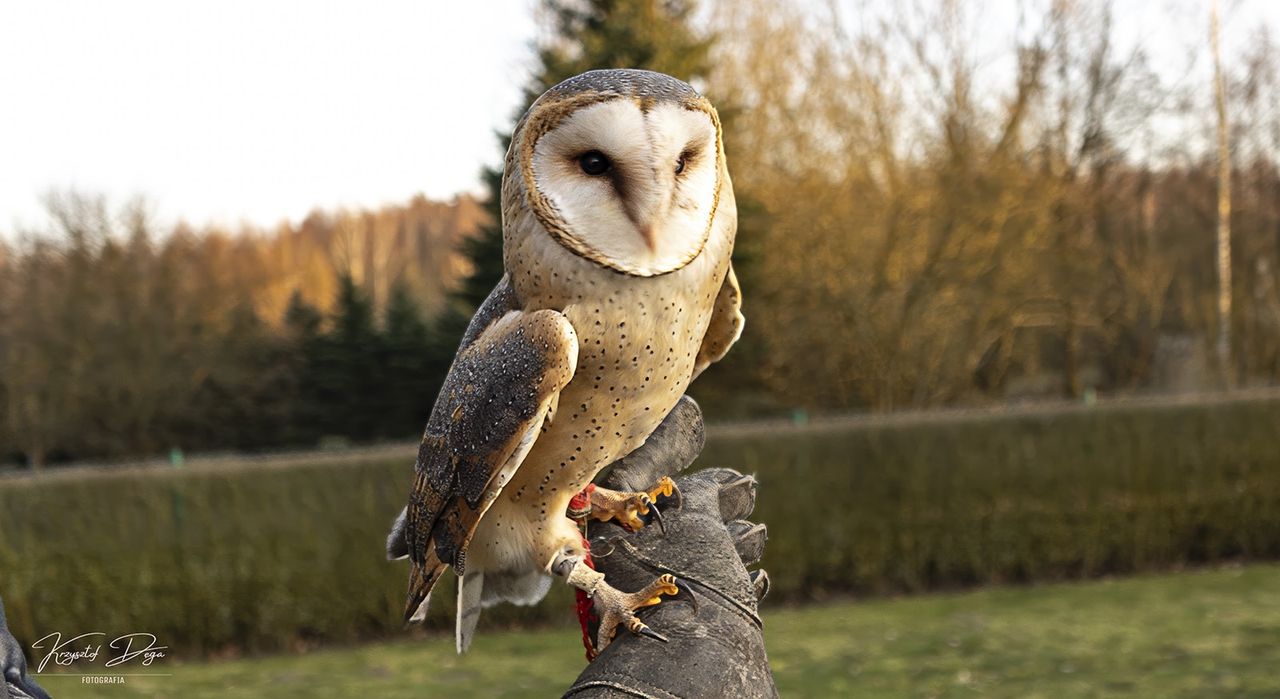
[404,551,447,625]
[456,571,485,654]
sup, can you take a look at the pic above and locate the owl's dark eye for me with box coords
[578,150,611,176]
[675,157,686,175]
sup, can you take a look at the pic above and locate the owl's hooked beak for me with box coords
[622,176,671,253]
[636,224,658,252]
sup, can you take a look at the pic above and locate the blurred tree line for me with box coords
[0,193,472,467]
[711,0,1280,409]
[2,0,1280,467]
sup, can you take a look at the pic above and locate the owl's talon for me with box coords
[565,562,681,653]
[668,575,698,611]
[632,621,668,643]
[653,573,680,598]
[648,476,676,500]
[581,478,678,532]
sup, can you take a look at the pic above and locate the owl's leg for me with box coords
[552,550,680,653]
[569,477,678,532]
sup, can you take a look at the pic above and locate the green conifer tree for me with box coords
[282,290,325,445]
[382,283,443,437]
[313,275,383,442]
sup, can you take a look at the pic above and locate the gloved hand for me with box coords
[565,396,777,699]
[1,594,51,699]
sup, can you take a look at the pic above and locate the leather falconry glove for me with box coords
[565,396,778,699]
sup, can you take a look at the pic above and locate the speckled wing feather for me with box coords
[403,277,578,622]
[693,264,744,380]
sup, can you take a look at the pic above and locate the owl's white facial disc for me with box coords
[529,99,720,276]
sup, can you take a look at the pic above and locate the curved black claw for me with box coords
[643,477,680,534]
[669,575,699,613]
[647,501,666,534]
[634,624,669,643]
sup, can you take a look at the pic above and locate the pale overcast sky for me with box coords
[0,0,539,231]
[0,1,1276,233]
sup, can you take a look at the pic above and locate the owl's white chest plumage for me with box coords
[466,186,734,580]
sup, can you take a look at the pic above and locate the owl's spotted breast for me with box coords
[518,276,718,494]
[519,232,724,469]
[464,189,733,576]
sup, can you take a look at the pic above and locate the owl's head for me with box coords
[507,69,724,277]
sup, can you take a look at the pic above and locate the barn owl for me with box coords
[388,69,742,655]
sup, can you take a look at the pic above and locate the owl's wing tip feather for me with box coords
[403,560,445,625]
[405,592,431,626]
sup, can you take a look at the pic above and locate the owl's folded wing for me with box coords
[693,263,744,380]
[401,295,578,622]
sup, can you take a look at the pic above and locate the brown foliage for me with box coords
[709,0,1280,410]
[0,192,483,466]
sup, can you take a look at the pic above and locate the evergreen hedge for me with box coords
[1,396,1277,655]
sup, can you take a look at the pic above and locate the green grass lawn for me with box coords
[39,564,1280,698]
